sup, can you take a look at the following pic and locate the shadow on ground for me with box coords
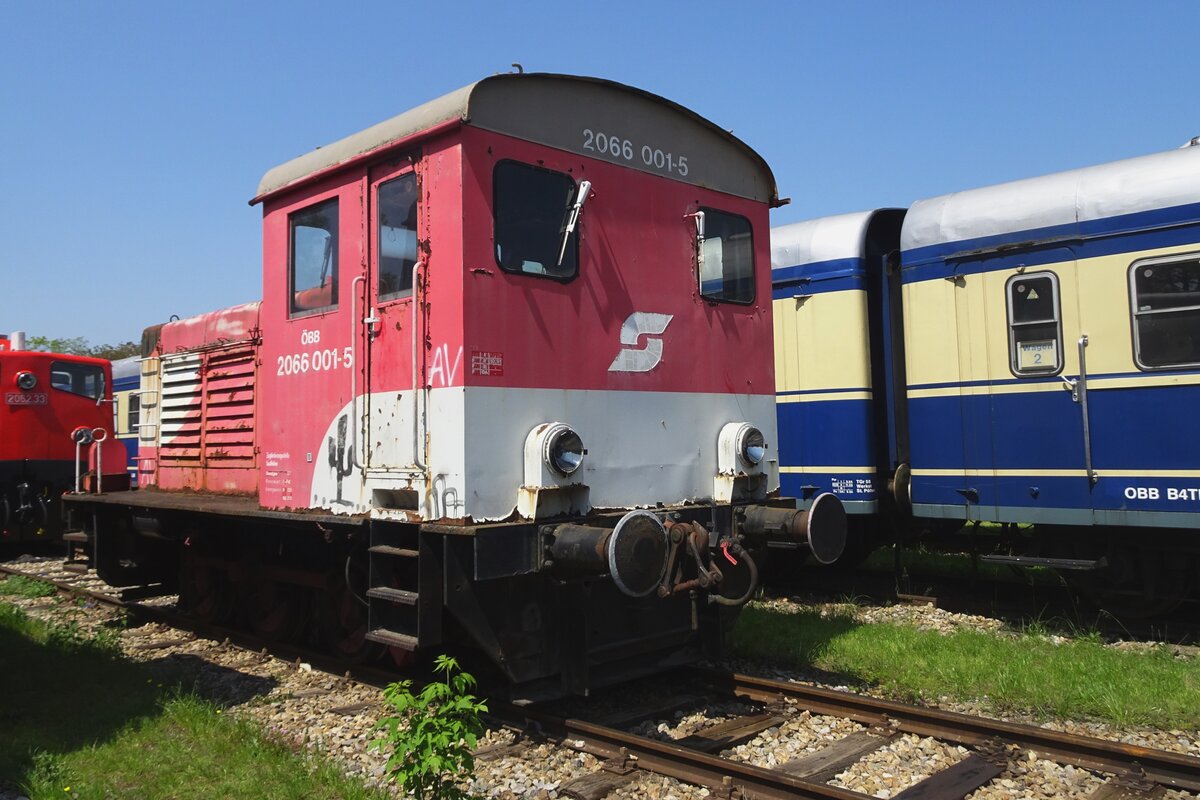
[0,608,277,793]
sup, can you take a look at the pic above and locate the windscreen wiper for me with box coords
[556,180,592,268]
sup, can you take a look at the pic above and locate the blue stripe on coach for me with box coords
[776,398,874,469]
[907,382,1200,472]
[772,257,866,299]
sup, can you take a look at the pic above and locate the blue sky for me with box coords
[3,1,1197,345]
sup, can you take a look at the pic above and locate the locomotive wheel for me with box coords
[317,559,382,663]
[1069,545,1194,618]
[179,554,236,624]
[245,580,308,643]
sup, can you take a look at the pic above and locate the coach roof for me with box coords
[252,73,777,206]
[771,210,903,270]
[902,143,1200,256]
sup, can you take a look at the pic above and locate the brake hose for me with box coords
[711,541,759,607]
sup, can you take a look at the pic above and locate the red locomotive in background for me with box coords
[1,333,128,543]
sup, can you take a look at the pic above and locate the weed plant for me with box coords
[731,604,1200,728]
[372,654,487,800]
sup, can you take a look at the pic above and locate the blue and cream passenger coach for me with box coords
[772,141,1200,611]
[902,143,1200,532]
[771,211,906,529]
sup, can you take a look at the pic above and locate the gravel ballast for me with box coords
[2,561,1197,799]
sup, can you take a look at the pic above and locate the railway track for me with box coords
[3,559,1199,799]
[490,666,1200,800]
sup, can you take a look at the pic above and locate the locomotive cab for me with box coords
[248,75,786,527]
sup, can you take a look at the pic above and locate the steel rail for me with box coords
[0,563,132,608]
[694,667,1200,792]
[488,699,869,800]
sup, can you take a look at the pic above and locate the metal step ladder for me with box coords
[364,524,422,651]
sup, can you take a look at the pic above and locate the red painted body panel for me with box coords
[258,166,370,508]
[254,131,470,509]
[148,304,261,495]
[457,127,774,395]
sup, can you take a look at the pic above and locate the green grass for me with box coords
[22,695,387,800]
[0,574,57,598]
[731,604,1200,728]
[0,602,387,800]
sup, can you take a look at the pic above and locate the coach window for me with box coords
[493,161,578,280]
[1130,253,1200,369]
[127,393,140,434]
[289,197,339,315]
[378,173,418,300]
[1006,272,1062,375]
[50,361,105,400]
[697,208,755,304]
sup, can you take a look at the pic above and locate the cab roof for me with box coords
[252,73,777,206]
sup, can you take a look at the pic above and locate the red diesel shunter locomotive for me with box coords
[1,334,128,543]
[66,74,846,698]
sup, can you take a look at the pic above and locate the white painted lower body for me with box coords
[306,387,779,522]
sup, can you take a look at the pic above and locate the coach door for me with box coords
[991,249,1093,521]
[364,160,423,474]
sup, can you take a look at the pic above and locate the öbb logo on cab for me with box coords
[608,312,673,373]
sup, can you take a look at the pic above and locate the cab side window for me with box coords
[493,161,578,280]
[51,361,105,400]
[1006,272,1062,375]
[378,173,418,300]
[290,198,339,315]
[1130,254,1200,369]
[697,208,755,304]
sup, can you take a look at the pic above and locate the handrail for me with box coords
[350,275,366,470]
[72,429,91,493]
[1077,335,1097,485]
[411,261,427,473]
[92,428,107,495]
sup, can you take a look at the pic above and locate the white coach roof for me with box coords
[111,356,139,382]
[253,73,777,206]
[902,143,1200,253]
[772,211,886,269]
